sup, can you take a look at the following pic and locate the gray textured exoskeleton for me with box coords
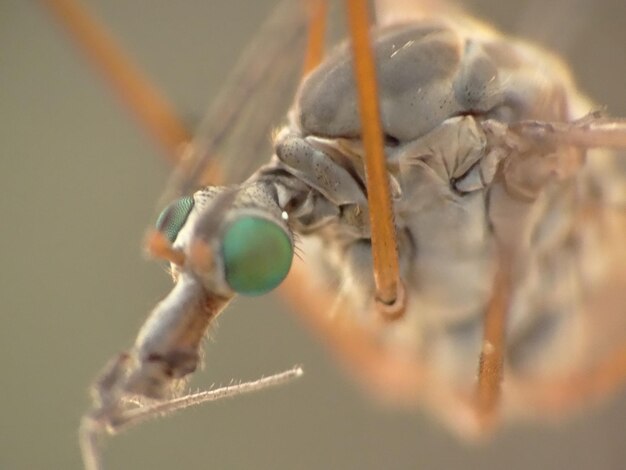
[81,1,626,468]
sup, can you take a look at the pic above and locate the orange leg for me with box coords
[345,0,406,319]
[476,257,510,430]
[40,0,190,161]
[302,0,328,75]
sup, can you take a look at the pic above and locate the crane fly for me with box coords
[43,0,626,468]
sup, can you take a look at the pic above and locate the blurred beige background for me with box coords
[2,1,626,469]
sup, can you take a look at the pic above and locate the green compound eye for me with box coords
[221,216,293,296]
[155,196,194,243]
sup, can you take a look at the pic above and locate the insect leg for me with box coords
[476,257,511,431]
[345,0,405,319]
[482,114,626,155]
[511,114,626,150]
[40,0,190,162]
[303,0,328,75]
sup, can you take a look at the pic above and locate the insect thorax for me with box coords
[249,19,626,404]
[175,19,626,423]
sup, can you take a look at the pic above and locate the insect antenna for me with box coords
[79,366,303,470]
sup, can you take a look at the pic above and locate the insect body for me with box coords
[78,1,626,468]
